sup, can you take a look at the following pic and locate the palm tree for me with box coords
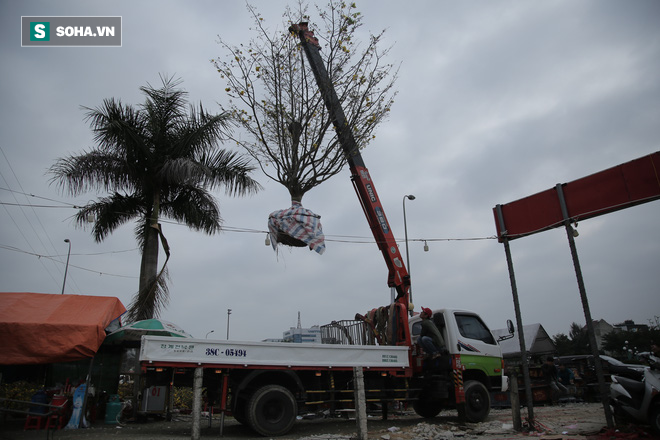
[50,76,261,321]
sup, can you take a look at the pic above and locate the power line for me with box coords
[0,202,75,208]
[0,244,138,279]
[0,149,66,290]
[1,187,498,244]
[0,186,78,206]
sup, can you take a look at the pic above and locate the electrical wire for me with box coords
[1,187,499,245]
[0,150,68,290]
[0,244,138,279]
[0,186,78,206]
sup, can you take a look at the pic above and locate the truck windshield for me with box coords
[455,313,495,345]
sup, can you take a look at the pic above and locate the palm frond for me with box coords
[125,267,170,322]
[200,150,263,196]
[78,193,143,242]
[163,186,222,234]
[172,106,233,158]
[49,151,134,196]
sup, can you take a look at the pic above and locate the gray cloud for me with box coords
[1,0,658,342]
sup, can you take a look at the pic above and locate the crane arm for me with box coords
[289,23,411,344]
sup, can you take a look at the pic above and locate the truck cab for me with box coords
[410,308,502,358]
[408,308,508,422]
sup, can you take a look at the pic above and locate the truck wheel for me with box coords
[246,385,297,436]
[412,398,442,418]
[463,380,490,423]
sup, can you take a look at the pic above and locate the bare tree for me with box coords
[213,0,398,203]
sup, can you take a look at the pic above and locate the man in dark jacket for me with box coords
[541,356,567,403]
[419,307,446,358]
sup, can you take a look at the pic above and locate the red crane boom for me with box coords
[290,23,411,345]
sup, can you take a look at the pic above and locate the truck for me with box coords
[138,22,510,437]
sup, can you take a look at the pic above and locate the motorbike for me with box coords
[609,352,660,434]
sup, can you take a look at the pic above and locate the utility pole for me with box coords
[226,309,232,340]
[61,239,71,294]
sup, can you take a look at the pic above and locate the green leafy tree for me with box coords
[602,317,660,359]
[552,322,590,356]
[50,76,261,321]
[569,322,590,354]
[553,333,573,356]
[213,0,398,203]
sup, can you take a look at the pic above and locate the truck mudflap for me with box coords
[453,355,466,404]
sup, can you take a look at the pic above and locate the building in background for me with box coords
[614,320,649,333]
[281,312,322,343]
[283,325,321,343]
[590,319,615,351]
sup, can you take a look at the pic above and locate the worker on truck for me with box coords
[419,307,446,359]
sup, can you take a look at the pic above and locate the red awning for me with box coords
[0,292,126,365]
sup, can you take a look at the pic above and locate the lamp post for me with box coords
[205,330,215,339]
[226,309,232,340]
[61,239,71,294]
[403,195,415,304]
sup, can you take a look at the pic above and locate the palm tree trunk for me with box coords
[139,227,160,292]
[135,194,161,320]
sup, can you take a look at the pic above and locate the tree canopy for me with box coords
[602,318,660,359]
[553,322,590,356]
[553,318,660,359]
[213,0,398,202]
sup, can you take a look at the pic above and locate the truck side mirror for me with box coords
[497,319,516,342]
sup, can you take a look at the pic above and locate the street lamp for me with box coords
[205,330,215,339]
[403,195,415,305]
[226,309,232,340]
[61,239,71,294]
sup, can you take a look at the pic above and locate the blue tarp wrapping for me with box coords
[268,201,326,255]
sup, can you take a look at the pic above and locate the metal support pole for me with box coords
[353,367,368,440]
[555,184,614,428]
[168,368,175,421]
[495,204,534,428]
[403,195,415,307]
[226,309,232,340]
[79,356,94,428]
[61,239,71,294]
[510,371,522,431]
[191,367,203,440]
[219,373,229,437]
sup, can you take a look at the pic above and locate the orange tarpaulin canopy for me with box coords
[0,292,126,365]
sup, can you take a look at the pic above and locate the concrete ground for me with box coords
[2,402,656,440]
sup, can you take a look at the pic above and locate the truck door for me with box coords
[452,312,499,357]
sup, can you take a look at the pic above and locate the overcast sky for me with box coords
[1,1,659,345]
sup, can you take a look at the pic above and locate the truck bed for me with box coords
[140,335,409,369]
